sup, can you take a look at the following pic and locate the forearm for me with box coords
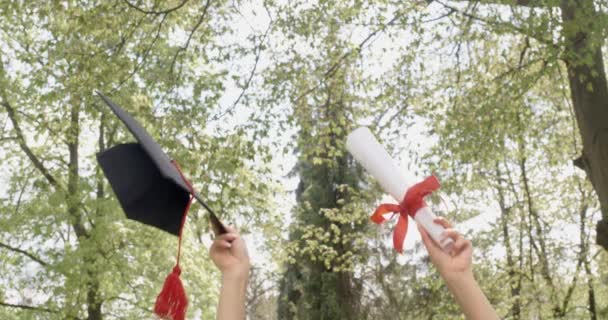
[217,272,248,320]
[443,270,499,320]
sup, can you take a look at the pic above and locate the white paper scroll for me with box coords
[346,127,454,252]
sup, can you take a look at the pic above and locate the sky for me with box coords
[0,0,516,282]
[218,0,599,269]
[0,0,601,317]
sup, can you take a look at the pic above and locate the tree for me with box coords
[0,1,275,318]
[420,24,606,317]
[431,0,608,248]
[262,2,377,318]
[2,1,606,319]
[263,0,608,318]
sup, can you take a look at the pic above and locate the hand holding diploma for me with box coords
[418,217,472,280]
[346,127,454,253]
[419,218,499,320]
[345,127,498,319]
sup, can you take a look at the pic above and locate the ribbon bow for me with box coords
[370,175,440,253]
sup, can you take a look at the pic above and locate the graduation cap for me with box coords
[95,91,227,320]
[95,91,226,236]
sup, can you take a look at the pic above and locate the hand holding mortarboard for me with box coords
[95,91,228,320]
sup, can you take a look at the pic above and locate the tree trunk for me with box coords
[278,84,362,320]
[86,278,103,320]
[577,184,598,320]
[560,0,608,250]
[581,206,597,320]
[495,166,521,319]
[585,257,597,320]
[67,101,103,319]
[85,116,107,320]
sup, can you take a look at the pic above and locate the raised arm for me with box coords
[210,227,250,320]
[418,218,499,320]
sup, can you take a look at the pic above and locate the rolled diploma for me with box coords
[346,127,454,252]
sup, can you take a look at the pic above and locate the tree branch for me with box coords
[293,6,413,105]
[0,301,56,313]
[106,296,153,313]
[436,0,556,46]
[461,0,555,8]
[124,0,190,15]
[169,0,213,76]
[1,101,60,189]
[324,9,405,79]
[0,241,48,266]
[211,15,272,121]
[113,13,168,91]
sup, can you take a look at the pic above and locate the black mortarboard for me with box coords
[95,91,227,236]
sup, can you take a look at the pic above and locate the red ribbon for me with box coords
[370,175,440,253]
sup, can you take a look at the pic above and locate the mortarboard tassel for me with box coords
[154,161,193,320]
[154,265,188,320]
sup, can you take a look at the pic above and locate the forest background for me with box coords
[1,0,607,319]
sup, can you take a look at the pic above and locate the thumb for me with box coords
[418,223,442,257]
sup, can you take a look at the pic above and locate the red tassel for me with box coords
[154,161,194,320]
[154,266,188,320]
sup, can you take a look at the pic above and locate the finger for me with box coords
[453,238,470,253]
[215,233,238,242]
[211,236,236,251]
[440,228,461,243]
[418,224,441,255]
[225,226,238,234]
[433,217,454,229]
[218,240,232,249]
[209,241,221,253]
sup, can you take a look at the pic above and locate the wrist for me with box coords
[440,268,500,320]
[442,269,478,307]
[221,270,249,297]
[440,267,474,286]
[222,265,250,283]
